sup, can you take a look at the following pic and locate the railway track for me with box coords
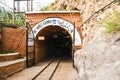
[32,57,61,80]
[6,56,77,80]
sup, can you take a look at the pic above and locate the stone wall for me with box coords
[0,58,26,79]
[0,52,20,62]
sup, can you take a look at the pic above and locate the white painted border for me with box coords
[28,18,81,46]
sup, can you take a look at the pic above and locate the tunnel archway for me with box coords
[28,18,82,46]
[28,18,82,62]
[36,25,72,60]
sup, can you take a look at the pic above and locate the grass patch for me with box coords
[0,50,15,54]
[101,10,120,34]
[0,22,18,28]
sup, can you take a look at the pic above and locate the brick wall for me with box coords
[25,11,83,36]
[25,11,83,63]
[2,28,26,57]
[0,27,2,50]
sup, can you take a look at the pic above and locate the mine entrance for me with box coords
[36,25,72,60]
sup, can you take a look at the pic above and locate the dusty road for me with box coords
[6,58,77,80]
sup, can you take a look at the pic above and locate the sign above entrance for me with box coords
[28,18,82,46]
[33,18,74,34]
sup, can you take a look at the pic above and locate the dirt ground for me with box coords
[6,59,77,80]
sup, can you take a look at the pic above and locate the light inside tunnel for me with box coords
[38,36,45,40]
[36,25,72,60]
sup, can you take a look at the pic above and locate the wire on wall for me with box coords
[80,0,118,27]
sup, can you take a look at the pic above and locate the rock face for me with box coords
[73,0,120,80]
[74,27,120,80]
[53,0,120,39]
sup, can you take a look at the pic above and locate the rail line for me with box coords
[32,57,61,80]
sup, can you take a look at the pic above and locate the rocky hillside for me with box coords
[49,0,120,39]
[74,27,120,80]
[73,0,120,80]
[52,0,120,80]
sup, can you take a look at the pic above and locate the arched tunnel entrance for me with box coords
[36,25,72,61]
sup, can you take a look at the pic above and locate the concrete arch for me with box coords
[28,18,81,46]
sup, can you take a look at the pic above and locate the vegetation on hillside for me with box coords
[41,3,55,11]
[40,0,79,11]
[0,6,25,28]
[102,10,120,34]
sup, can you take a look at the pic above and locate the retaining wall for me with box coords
[2,27,26,57]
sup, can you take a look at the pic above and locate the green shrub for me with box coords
[102,10,120,34]
[0,6,25,27]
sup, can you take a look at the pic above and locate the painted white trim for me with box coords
[28,18,81,46]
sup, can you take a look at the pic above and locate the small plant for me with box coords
[0,50,15,54]
[15,13,25,27]
[101,10,120,34]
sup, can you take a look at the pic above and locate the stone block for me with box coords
[0,58,26,79]
[0,52,21,62]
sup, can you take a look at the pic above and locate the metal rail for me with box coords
[49,59,61,80]
[32,57,61,80]
[32,58,55,80]
[32,58,61,80]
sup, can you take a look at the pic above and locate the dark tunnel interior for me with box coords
[36,25,72,60]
